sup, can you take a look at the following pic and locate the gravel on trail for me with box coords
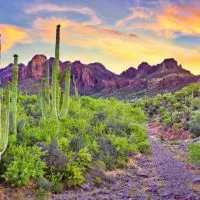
[52,129,200,200]
[150,137,199,199]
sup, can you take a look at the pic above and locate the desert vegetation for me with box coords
[0,25,149,197]
[134,83,200,166]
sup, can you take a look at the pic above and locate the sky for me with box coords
[0,0,200,74]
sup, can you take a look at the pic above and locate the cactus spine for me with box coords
[52,25,61,120]
[0,83,11,160]
[10,54,18,134]
[59,63,71,119]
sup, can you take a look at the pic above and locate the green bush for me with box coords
[189,111,200,137]
[65,164,85,187]
[187,143,200,165]
[2,145,45,186]
[191,97,200,110]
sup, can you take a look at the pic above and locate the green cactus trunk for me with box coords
[41,79,47,118]
[0,83,10,160]
[45,63,50,106]
[59,63,71,119]
[10,54,18,135]
[0,90,2,148]
[52,25,61,120]
[56,82,61,112]
[73,75,79,101]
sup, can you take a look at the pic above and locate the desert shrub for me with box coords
[107,134,137,154]
[2,145,45,186]
[129,123,147,144]
[45,140,67,176]
[172,111,184,123]
[173,102,182,110]
[162,117,172,127]
[189,111,200,137]
[191,97,200,110]
[183,120,190,131]
[172,123,181,133]
[187,143,200,165]
[98,138,119,170]
[65,164,85,187]
[137,141,151,153]
[76,148,92,171]
[24,118,60,144]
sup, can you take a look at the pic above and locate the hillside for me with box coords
[0,55,199,98]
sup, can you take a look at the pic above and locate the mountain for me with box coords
[0,55,199,99]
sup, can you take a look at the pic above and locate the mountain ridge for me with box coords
[0,54,199,98]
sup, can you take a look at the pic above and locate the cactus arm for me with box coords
[73,75,79,101]
[40,79,47,118]
[45,63,50,106]
[56,82,61,112]
[0,83,10,160]
[59,63,71,119]
[0,89,2,146]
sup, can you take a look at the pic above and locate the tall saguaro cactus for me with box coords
[52,24,61,120]
[10,54,18,134]
[59,63,71,119]
[45,63,50,106]
[38,25,72,120]
[0,83,11,160]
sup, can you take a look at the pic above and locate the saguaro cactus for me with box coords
[73,75,79,101]
[0,83,11,160]
[45,63,50,106]
[41,78,47,118]
[10,54,18,134]
[59,63,71,119]
[52,25,61,119]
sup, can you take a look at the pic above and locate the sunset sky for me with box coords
[0,0,200,74]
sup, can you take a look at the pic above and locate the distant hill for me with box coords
[0,55,199,99]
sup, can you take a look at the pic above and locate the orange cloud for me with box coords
[117,0,200,38]
[32,17,200,74]
[0,25,31,51]
[156,3,200,37]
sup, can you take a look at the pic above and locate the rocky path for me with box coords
[150,137,199,199]
[52,126,200,200]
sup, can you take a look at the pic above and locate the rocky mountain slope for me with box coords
[0,55,199,98]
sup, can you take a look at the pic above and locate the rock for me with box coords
[193,177,200,183]
[81,183,91,191]
[121,67,137,79]
[136,171,149,178]
[148,184,158,192]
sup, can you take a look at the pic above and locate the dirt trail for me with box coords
[52,125,200,200]
[150,137,197,199]
[149,123,200,200]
